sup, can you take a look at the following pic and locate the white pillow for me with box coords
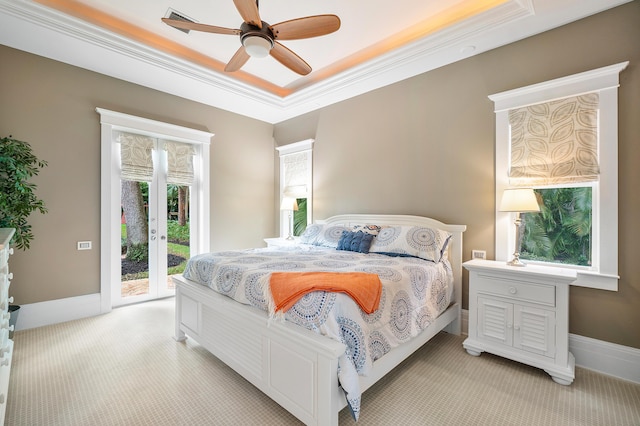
[351,224,381,236]
[369,225,452,263]
[299,223,350,248]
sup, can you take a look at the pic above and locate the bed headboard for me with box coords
[317,214,467,333]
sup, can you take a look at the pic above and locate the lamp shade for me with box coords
[280,197,298,211]
[499,188,540,213]
[243,35,272,58]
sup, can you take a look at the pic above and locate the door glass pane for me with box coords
[121,180,150,298]
[166,185,190,291]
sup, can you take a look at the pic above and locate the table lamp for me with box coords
[280,198,299,240]
[499,188,540,266]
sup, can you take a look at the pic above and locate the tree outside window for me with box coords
[520,187,592,267]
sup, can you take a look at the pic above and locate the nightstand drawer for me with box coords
[475,274,555,306]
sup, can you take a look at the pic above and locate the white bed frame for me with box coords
[173,214,466,425]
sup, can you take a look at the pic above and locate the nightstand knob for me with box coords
[509,286,517,294]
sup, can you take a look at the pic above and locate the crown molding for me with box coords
[0,0,631,123]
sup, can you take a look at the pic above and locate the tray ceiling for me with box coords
[0,0,629,123]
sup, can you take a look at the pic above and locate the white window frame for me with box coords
[276,139,314,238]
[96,108,213,312]
[490,62,628,291]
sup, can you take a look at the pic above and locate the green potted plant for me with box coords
[0,135,48,335]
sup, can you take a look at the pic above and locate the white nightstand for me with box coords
[264,237,299,248]
[463,259,577,385]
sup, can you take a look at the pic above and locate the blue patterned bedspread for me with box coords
[182,244,453,419]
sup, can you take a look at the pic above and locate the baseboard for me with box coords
[461,309,639,384]
[15,293,103,331]
[569,333,640,384]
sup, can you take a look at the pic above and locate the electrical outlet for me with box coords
[472,249,486,260]
[77,241,92,250]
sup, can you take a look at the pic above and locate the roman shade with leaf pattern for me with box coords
[508,93,600,186]
[282,151,308,198]
[118,132,155,182]
[165,141,196,186]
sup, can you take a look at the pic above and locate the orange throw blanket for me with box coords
[269,272,382,314]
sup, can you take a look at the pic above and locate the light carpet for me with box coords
[6,298,640,425]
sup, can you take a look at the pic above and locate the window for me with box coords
[521,186,592,267]
[276,139,314,237]
[491,62,628,291]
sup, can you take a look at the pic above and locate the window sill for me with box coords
[573,271,619,292]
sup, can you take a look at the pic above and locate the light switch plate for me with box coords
[77,241,92,250]
[472,249,486,260]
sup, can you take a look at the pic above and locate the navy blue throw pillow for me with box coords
[336,230,374,254]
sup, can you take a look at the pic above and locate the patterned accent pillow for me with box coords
[336,230,375,253]
[351,224,381,236]
[299,223,350,248]
[369,225,452,263]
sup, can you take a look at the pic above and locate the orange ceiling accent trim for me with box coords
[290,0,509,91]
[34,0,292,97]
[35,0,508,98]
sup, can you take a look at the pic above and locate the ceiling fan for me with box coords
[161,0,341,76]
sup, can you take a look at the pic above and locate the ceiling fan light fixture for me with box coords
[242,34,273,58]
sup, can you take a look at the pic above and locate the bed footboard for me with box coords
[174,275,347,426]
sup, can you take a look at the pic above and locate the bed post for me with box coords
[174,285,186,342]
[443,225,466,335]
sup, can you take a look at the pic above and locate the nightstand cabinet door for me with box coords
[514,304,555,357]
[477,296,556,357]
[477,296,513,347]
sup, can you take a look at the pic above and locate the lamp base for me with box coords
[506,253,527,267]
[285,235,295,240]
[507,258,527,267]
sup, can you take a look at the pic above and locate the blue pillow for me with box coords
[336,230,374,254]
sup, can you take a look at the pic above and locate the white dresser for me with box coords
[0,228,15,423]
[463,259,576,385]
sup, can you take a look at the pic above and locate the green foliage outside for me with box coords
[0,136,48,249]
[293,198,308,236]
[167,220,190,243]
[126,243,149,262]
[520,187,592,266]
[121,220,190,280]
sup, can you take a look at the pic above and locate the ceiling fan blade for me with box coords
[161,18,241,35]
[270,42,312,76]
[270,15,340,40]
[233,0,262,28]
[224,46,251,72]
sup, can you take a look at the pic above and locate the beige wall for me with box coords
[0,45,276,305]
[274,2,640,349]
[0,3,637,349]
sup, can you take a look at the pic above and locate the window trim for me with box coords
[490,62,628,291]
[276,139,314,238]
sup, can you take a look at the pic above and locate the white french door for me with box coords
[98,108,212,312]
[118,143,175,306]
